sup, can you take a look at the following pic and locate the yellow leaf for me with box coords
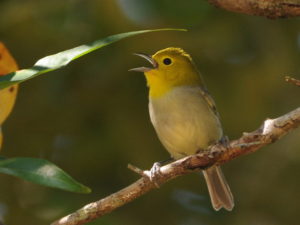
[0,42,19,150]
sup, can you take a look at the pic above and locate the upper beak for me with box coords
[129,53,158,72]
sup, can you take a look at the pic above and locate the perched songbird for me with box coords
[0,42,18,150]
[130,47,234,211]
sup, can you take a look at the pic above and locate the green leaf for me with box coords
[0,157,91,193]
[0,28,186,89]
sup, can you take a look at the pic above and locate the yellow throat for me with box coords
[144,48,203,98]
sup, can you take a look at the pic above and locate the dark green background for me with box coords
[1,0,300,225]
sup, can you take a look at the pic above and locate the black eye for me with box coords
[163,58,172,65]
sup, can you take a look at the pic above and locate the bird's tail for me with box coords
[202,166,234,211]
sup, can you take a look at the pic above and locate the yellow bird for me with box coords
[130,47,234,211]
[0,42,18,150]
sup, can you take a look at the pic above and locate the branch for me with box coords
[208,0,300,19]
[286,76,300,86]
[51,109,300,225]
[51,78,300,225]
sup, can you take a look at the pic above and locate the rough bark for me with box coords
[208,0,300,18]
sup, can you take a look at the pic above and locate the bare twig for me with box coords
[207,0,300,18]
[127,163,147,177]
[51,107,300,225]
[285,76,300,86]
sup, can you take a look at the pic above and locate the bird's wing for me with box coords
[199,88,221,119]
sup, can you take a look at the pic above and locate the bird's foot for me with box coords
[219,136,230,148]
[128,162,162,187]
[149,162,163,188]
[149,158,174,187]
[128,158,174,188]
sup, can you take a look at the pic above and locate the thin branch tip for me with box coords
[127,163,144,176]
[285,76,300,86]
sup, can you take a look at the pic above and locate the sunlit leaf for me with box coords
[0,28,186,89]
[0,43,19,150]
[0,157,91,193]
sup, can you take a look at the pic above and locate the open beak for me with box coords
[129,53,158,72]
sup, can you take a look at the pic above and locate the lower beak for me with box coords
[129,53,158,72]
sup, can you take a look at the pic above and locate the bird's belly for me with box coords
[149,87,222,159]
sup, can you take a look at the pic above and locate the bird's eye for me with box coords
[163,58,172,65]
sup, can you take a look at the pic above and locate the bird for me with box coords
[130,47,234,211]
[0,42,19,150]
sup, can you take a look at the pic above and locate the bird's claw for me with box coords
[149,162,163,188]
[219,136,230,148]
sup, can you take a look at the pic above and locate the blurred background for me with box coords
[0,0,300,224]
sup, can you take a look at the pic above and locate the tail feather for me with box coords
[202,166,234,211]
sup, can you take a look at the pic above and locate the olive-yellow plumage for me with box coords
[145,48,202,98]
[130,47,234,211]
[0,42,18,150]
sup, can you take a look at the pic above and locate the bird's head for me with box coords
[130,47,202,98]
